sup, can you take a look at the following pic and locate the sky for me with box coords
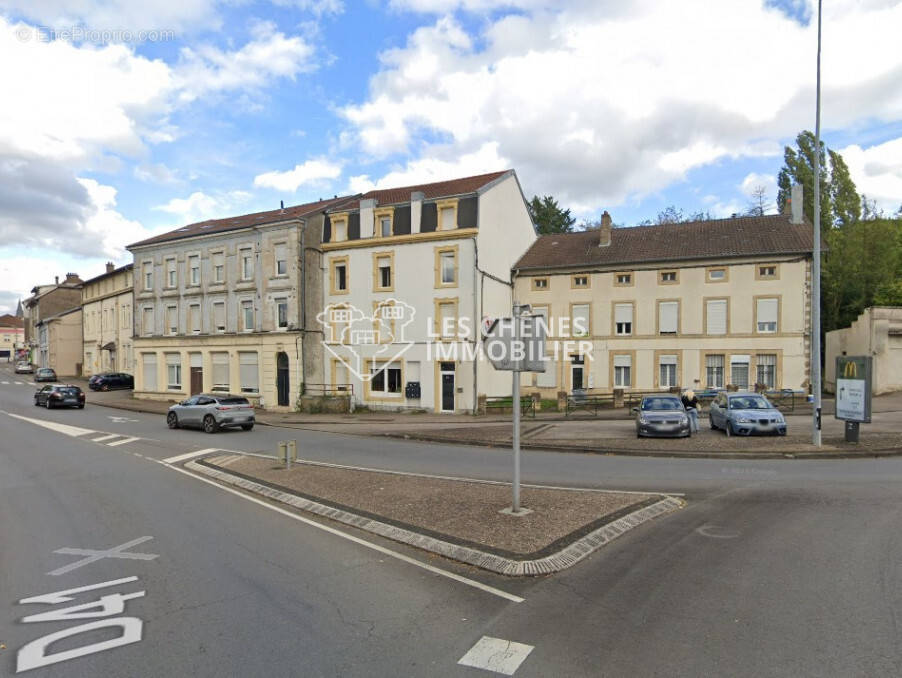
[1,0,901,314]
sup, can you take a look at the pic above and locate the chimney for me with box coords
[105,262,115,274]
[410,191,424,234]
[359,198,376,238]
[790,183,803,224]
[598,211,612,247]
[280,200,284,213]
[55,276,59,285]
[65,273,80,284]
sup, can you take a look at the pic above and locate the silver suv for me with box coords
[167,394,255,433]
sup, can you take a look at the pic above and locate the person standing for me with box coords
[682,389,699,433]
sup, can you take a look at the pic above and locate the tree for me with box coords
[745,185,771,217]
[527,195,575,235]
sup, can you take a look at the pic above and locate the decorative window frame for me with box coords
[755,263,780,281]
[609,350,637,389]
[435,198,459,231]
[613,271,634,287]
[659,269,679,285]
[706,266,729,283]
[753,294,782,334]
[330,212,349,243]
[433,297,460,339]
[611,300,635,336]
[329,256,350,295]
[434,245,459,289]
[531,277,549,291]
[571,274,591,289]
[569,302,592,337]
[375,207,395,238]
[372,250,395,292]
[653,350,681,390]
[703,296,730,336]
[656,298,681,335]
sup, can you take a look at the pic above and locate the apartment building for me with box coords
[82,263,134,376]
[127,198,342,410]
[23,273,84,368]
[36,307,83,375]
[321,170,536,412]
[0,314,25,361]
[514,200,814,395]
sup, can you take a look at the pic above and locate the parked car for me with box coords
[88,372,134,391]
[167,394,255,433]
[34,384,86,409]
[34,367,57,382]
[634,394,691,438]
[15,361,33,374]
[709,391,787,436]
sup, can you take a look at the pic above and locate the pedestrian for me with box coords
[682,389,699,433]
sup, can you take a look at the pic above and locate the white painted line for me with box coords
[20,576,139,605]
[15,381,23,385]
[155,459,524,604]
[162,448,221,464]
[1,381,8,384]
[107,436,140,447]
[91,434,120,442]
[458,636,534,675]
[6,412,95,437]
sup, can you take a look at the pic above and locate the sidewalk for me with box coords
[74,377,902,458]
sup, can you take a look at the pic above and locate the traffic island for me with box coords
[187,454,683,575]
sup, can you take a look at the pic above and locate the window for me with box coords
[613,354,631,387]
[275,243,287,276]
[239,352,258,393]
[166,353,181,390]
[659,354,677,389]
[614,303,633,336]
[166,305,178,335]
[707,267,728,282]
[329,257,349,294]
[370,362,402,395]
[706,354,725,389]
[143,263,153,291]
[706,299,727,335]
[142,353,157,391]
[531,277,549,291]
[731,355,750,389]
[533,306,556,388]
[188,255,200,285]
[276,298,288,329]
[572,275,589,288]
[660,270,678,284]
[756,297,779,333]
[189,304,201,334]
[240,248,254,281]
[212,252,224,283]
[435,247,458,288]
[143,308,153,336]
[757,264,778,280]
[571,355,585,390]
[437,201,457,231]
[213,302,226,333]
[373,252,394,291]
[658,301,678,334]
[571,304,590,337]
[756,354,777,388]
[332,217,347,242]
[166,259,177,288]
[211,352,229,391]
[435,299,458,338]
[240,300,254,332]
[614,272,633,286]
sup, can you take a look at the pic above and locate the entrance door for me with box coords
[189,353,203,395]
[440,362,455,412]
[277,352,289,406]
[571,355,585,391]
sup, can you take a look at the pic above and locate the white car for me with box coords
[15,361,33,374]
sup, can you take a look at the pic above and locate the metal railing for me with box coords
[304,383,354,397]
[484,396,536,419]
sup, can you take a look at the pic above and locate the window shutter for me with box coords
[613,354,631,368]
[571,304,589,335]
[659,301,678,333]
[659,354,677,366]
[142,354,157,391]
[212,352,229,390]
[239,352,258,393]
[706,300,727,335]
[614,303,632,324]
[757,298,778,326]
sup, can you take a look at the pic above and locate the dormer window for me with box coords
[436,199,458,231]
[331,215,348,242]
[375,208,394,238]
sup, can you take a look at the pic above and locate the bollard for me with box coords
[277,441,287,468]
[287,440,297,465]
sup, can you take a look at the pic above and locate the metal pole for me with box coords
[812,0,823,446]
[512,302,521,513]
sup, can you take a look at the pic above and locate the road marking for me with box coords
[1,380,8,384]
[15,381,24,385]
[162,448,221,464]
[458,636,534,675]
[695,524,739,539]
[20,577,139,605]
[6,412,95,437]
[156,459,524,603]
[91,434,120,442]
[107,415,139,423]
[107,437,140,447]
[48,537,159,576]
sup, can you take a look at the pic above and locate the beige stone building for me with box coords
[36,307,84,376]
[0,314,25,361]
[127,198,343,410]
[825,307,902,395]
[514,207,814,395]
[23,274,84,363]
[81,263,134,376]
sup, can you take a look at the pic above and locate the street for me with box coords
[2,365,902,677]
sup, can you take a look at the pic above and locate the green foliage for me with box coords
[527,195,576,234]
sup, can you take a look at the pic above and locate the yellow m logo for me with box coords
[843,361,858,378]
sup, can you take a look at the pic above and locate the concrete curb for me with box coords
[185,457,684,576]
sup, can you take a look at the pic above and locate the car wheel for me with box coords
[203,415,218,434]
[101,383,110,392]
[77,404,85,409]
[725,421,733,437]
[167,412,179,429]
[45,399,53,409]
[241,424,254,431]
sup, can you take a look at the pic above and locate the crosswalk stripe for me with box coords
[162,448,221,464]
[91,434,120,442]
[107,436,140,447]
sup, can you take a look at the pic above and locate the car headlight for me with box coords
[679,414,688,423]
[638,415,649,424]
[736,416,752,423]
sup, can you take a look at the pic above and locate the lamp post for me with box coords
[812,0,823,446]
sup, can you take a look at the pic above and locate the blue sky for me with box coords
[1,0,901,313]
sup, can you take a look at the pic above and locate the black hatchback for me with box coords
[35,384,86,409]
[88,372,134,391]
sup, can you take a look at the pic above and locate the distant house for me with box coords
[81,263,134,376]
[0,314,25,362]
[23,273,84,369]
[826,307,902,395]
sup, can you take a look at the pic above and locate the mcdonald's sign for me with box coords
[835,355,872,423]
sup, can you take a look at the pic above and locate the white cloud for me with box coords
[740,172,777,197]
[342,2,902,212]
[134,162,179,184]
[153,190,253,224]
[838,138,902,214]
[0,0,220,34]
[254,158,343,192]
[77,178,157,258]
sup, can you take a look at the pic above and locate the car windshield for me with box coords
[58,387,80,395]
[642,398,683,411]
[218,397,250,405]
[729,396,771,409]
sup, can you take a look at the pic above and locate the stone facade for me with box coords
[825,306,902,395]
[82,263,134,375]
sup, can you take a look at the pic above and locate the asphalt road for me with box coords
[2,364,902,676]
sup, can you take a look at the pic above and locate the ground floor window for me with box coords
[239,351,258,393]
[142,353,157,391]
[571,355,585,390]
[756,354,777,389]
[613,354,631,388]
[659,354,677,388]
[731,355,750,389]
[212,352,229,391]
[166,353,181,390]
[706,354,724,389]
[370,362,402,395]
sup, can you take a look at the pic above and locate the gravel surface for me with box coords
[213,455,653,555]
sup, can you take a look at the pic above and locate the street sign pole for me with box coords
[512,302,521,513]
